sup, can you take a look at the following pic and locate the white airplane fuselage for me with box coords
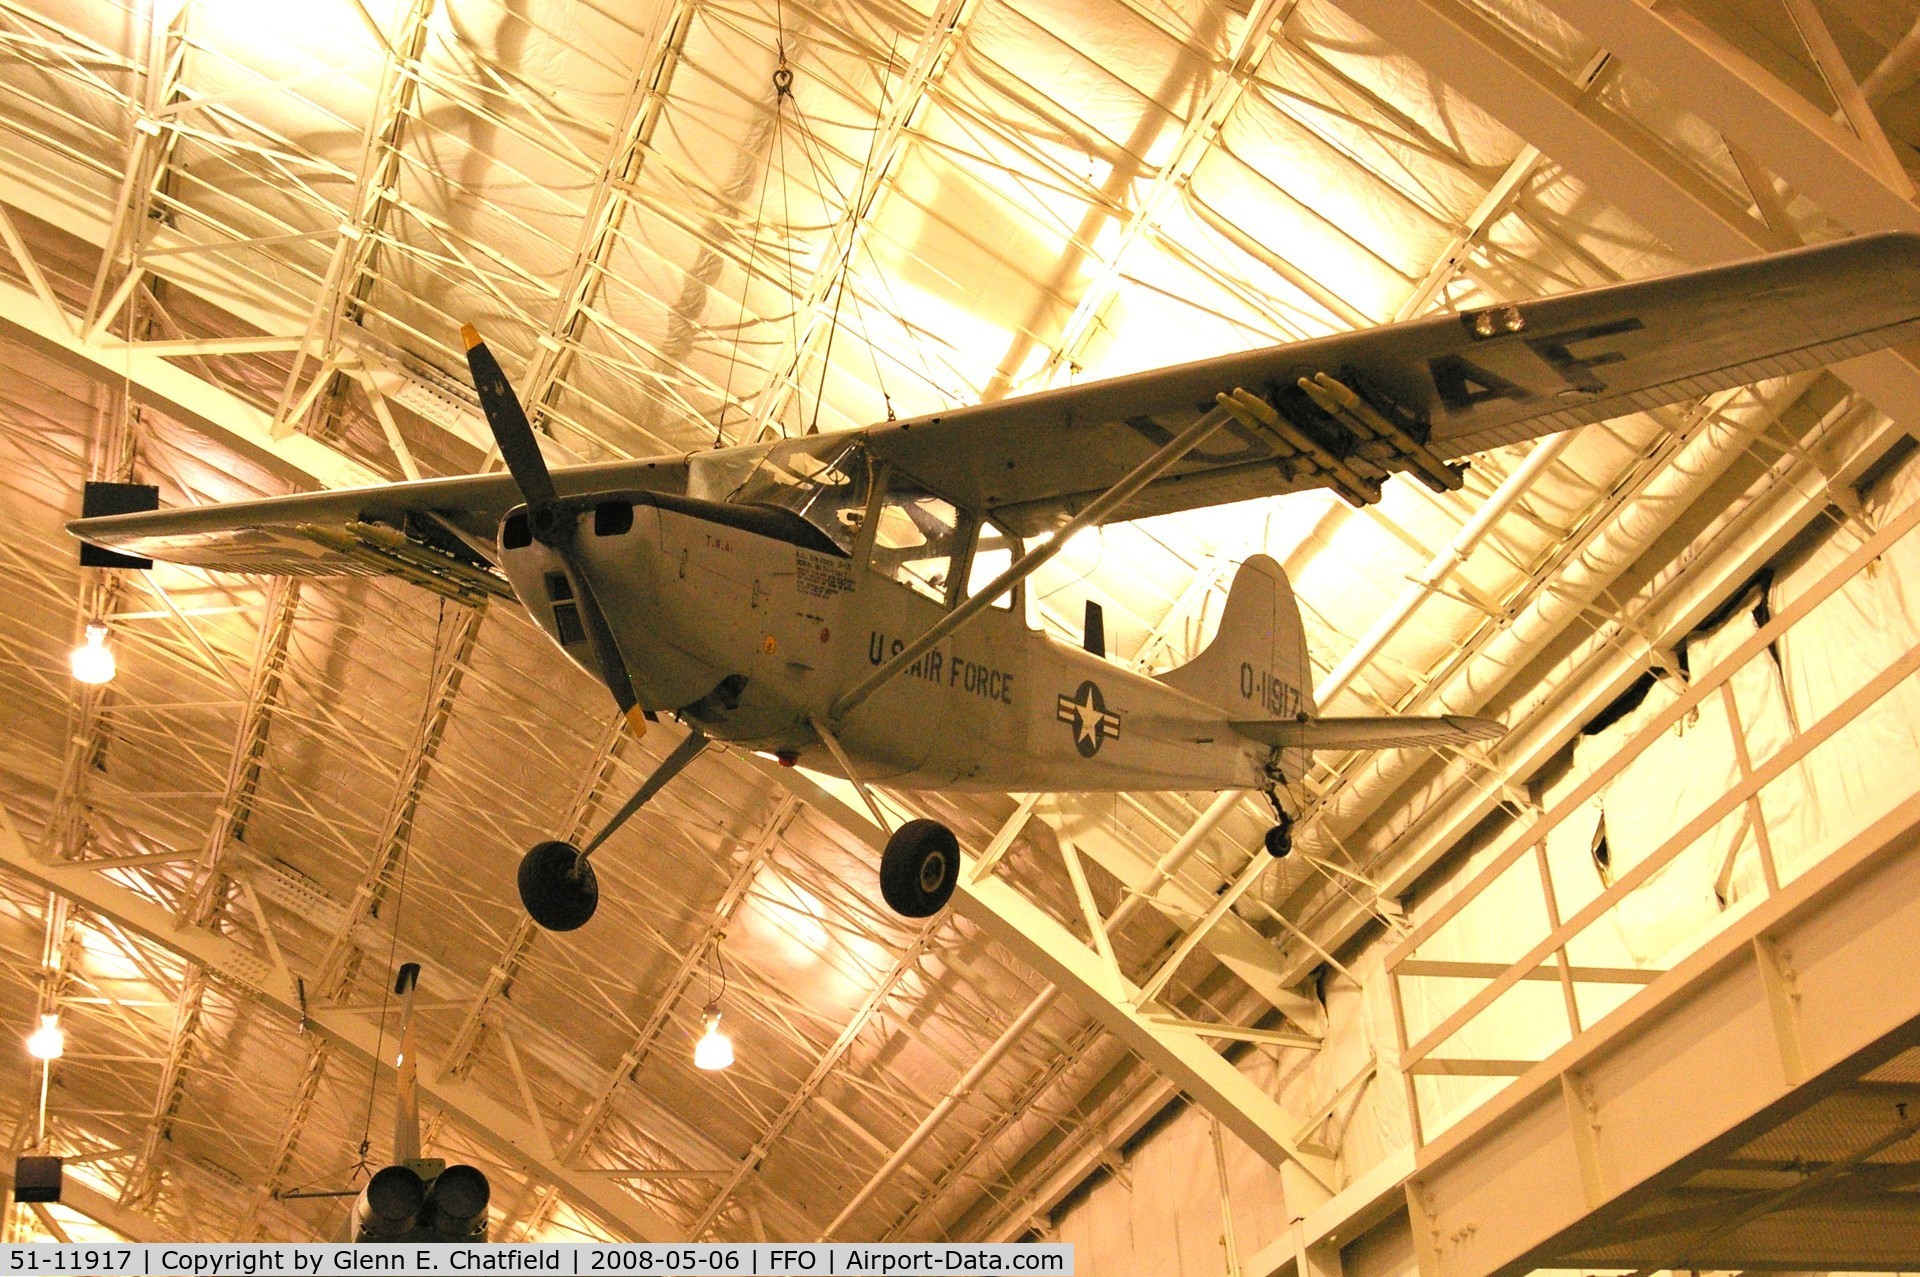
[497,495,1281,794]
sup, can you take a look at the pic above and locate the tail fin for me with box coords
[1157,554,1315,721]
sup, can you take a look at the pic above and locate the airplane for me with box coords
[69,231,1920,930]
[345,964,491,1242]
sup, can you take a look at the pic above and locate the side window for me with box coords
[870,476,959,604]
[967,521,1018,610]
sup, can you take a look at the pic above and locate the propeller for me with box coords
[462,325,643,728]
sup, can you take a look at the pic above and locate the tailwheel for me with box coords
[880,819,960,918]
[518,840,599,931]
[1263,815,1293,858]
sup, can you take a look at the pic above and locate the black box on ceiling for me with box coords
[78,481,159,570]
[12,1155,61,1204]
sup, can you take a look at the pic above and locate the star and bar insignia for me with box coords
[1056,680,1122,758]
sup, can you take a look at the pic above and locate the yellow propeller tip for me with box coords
[460,323,483,351]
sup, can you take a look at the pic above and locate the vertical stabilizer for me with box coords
[1157,555,1315,772]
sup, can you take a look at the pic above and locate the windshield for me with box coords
[719,437,872,555]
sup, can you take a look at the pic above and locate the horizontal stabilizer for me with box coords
[1232,714,1505,751]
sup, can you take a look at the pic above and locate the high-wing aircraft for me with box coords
[70,232,1920,928]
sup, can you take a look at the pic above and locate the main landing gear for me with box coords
[879,820,960,917]
[514,721,965,931]
[808,714,961,922]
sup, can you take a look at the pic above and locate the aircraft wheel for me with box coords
[880,819,959,918]
[1263,818,1293,858]
[518,840,599,931]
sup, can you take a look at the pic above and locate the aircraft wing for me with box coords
[864,232,1920,536]
[1234,715,1506,751]
[66,456,690,598]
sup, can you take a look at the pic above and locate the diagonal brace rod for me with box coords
[829,400,1235,721]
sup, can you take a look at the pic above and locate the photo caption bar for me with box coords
[0,1245,1072,1276]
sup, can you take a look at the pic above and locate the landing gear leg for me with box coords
[518,727,709,931]
[808,715,959,919]
[1262,785,1294,859]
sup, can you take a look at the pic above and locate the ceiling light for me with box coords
[26,1014,63,1062]
[69,622,115,685]
[693,1007,733,1071]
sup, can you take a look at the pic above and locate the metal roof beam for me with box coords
[274,0,438,436]
[514,793,802,1240]
[0,803,681,1242]
[0,1167,178,1244]
[746,760,1337,1188]
[518,0,700,435]
[1035,0,1306,381]
[1046,796,1324,1030]
[1331,0,1920,424]
[1531,0,1919,234]
[1330,0,1784,261]
[747,0,977,438]
[119,579,302,1211]
[0,271,382,491]
[80,0,188,341]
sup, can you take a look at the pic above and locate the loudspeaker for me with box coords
[13,1155,61,1204]
[78,482,160,569]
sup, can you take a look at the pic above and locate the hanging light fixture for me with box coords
[693,1006,733,1071]
[25,1013,62,1062]
[692,936,734,1071]
[69,622,115,685]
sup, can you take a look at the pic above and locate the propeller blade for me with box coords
[560,559,641,718]
[461,324,558,510]
[462,325,643,731]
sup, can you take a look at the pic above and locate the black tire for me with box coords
[1263,820,1293,858]
[518,840,599,931]
[880,819,960,918]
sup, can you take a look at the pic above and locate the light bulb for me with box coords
[26,1014,63,1061]
[693,1009,733,1071]
[70,622,115,685]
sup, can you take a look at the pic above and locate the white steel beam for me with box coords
[1050,756,1324,1031]
[274,0,437,436]
[1034,0,1303,383]
[0,273,382,491]
[745,760,1338,1189]
[0,803,681,1242]
[747,0,977,438]
[1532,0,1920,233]
[1264,0,1920,987]
[1329,0,1920,438]
[1330,0,1780,261]
[1275,391,1904,993]
[517,0,698,432]
[1402,791,1920,1277]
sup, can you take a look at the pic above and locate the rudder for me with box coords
[1156,553,1315,722]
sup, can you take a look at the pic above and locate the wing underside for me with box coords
[65,457,691,596]
[864,232,1920,536]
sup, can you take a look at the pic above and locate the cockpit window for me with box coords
[872,475,960,605]
[717,439,872,555]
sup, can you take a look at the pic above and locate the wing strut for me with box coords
[826,398,1236,725]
